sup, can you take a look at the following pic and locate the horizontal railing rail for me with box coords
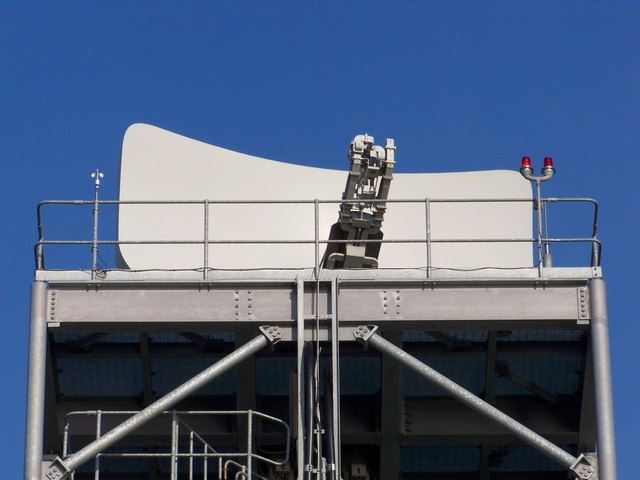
[35,197,601,278]
[63,410,290,480]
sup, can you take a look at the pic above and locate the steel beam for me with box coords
[46,282,588,331]
[55,395,580,444]
[354,327,579,472]
[401,397,578,444]
[589,278,616,480]
[44,327,280,479]
[51,338,585,359]
[24,281,48,480]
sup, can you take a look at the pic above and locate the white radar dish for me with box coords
[117,124,533,270]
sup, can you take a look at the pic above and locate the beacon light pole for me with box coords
[520,156,555,270]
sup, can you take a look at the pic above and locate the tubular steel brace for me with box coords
[43,326,281,480]
[353,325,599,480]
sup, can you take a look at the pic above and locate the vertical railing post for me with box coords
[36,204,45,270]
[203,444,208,480]
[591,201,600,267]
[247,410,253,480]
[314,200,320,278]
[36,243,44,271]
[424,199,431,279]
[591,239,600,268]
[94,411,102,480]
[62,420,70,458]
[204,199,210,280]
[189,430,194,480]
[171,411,179,480]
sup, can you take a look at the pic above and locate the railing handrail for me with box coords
[35,196,601,274]
[63,409,291,480]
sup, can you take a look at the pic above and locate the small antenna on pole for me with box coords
[90,169,105,279]
[91,169,104,188]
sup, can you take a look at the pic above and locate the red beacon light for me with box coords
[520,156,533,176]
[519,155,555,182]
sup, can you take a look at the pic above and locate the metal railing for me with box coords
[62,410,290,480]
[35,196,601,279]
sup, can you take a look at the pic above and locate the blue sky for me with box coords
[2,1,638,477]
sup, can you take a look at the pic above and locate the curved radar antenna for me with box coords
[323,134,396,269]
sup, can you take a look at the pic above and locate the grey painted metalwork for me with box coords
[60,410,290,480]
[41,278,592,334]
[24,282,48,480]
[329,277,341,480]
[354,326,579,471]
[203,198,209,280]
[90,170,104,280]
[296,276,305,480]
[44,329,278,479]
[589,278,617,480]
[34,196,601,276]
[519,155,555,272]
[35,265,602,284]
[27,184,614,479]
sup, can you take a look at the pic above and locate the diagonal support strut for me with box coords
[353,325,597,479]
[43,325,282,480]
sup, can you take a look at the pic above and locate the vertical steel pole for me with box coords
[247,411,253,480]
[314,200,319,278]
[330,278,341,479]
[425,199,431,279]
[24,281,48,480]
[91,170,103,280]
[36,205,45,270]
[542,200,553,267]
[296,277,305,480]
[189,430,194,480]
[204,199,210,280]
[535,181,544,274]
[62,421,70,458]
[170,411,178,480]
[203,444,208,480]
[94,411,102,480]
[589,278,617,480]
